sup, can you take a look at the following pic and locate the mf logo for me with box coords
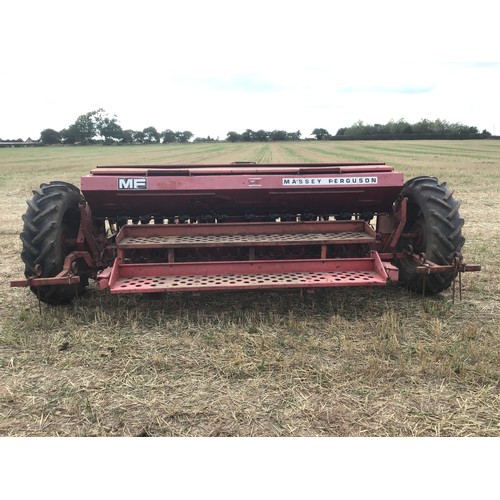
[118,178,147,190]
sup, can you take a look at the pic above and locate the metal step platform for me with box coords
[116,220,376,248]
[102,252,393,294]
[115,220,376,262]
[95,221,396,294]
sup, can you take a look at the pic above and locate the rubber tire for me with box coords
[20,181,87,305]
[396,176,465,294]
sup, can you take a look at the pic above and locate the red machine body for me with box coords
[11,162,480,304]
[81,163,403,218]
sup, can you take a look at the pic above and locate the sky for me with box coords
[1,0,499,140]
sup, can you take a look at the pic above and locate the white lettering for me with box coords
[282,176,378,186]
[118,178,147,190]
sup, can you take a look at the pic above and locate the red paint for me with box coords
[80,163,404,218]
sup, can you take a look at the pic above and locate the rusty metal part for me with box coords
[10,251,89,288]
[404,248,481,275]
[383,197,407,251]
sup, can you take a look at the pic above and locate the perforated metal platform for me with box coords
[111,270,385,293]
[105,254,391,294]
[118,230,373,248]
[115,220,376,249]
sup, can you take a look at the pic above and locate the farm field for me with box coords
[0,140,499,436]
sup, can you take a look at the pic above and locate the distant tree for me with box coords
[40,128,61,145]
[61,108,113,144]
[269,130,288,141]
[96,112,123,143]
[241,129,254,142]
[384,118,412,135]
[143,126,160,143]
[193,135,216,143]
[60,126,77,144]
[253,129,269,142]
[343,121,366,136]
[287,130,301,141]
[161,129,177,143]
[312,128,330,140]
[132,130,145,143]
[121,129,134,144]
[75,112,97,143]
[61,118,91,144]
[226,131,241,142]
[412,119,433,134]
[175,131,193,143]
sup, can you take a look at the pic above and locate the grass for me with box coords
[0,140,499,436]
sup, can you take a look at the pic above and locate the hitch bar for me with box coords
[10,275,81,287]
[405,248,481,274]
[416,263,481,274]
[10,251,87,288]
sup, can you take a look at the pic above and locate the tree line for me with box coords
[225,129,302,142]
[33,110,492,145]
[313,119,491,141]
[39,109,304,145]
[39,109,194,145]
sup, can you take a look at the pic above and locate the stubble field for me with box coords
[0,140,499,436]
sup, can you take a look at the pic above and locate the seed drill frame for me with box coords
[11,162,480,304]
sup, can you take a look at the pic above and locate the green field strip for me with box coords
[301,145,382,163]
[1,141,498,177]
[253,144,274,163]
[338,143,439,158]
[303,141,500,163]
[391,141,500,158]
[278,144,316,162]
